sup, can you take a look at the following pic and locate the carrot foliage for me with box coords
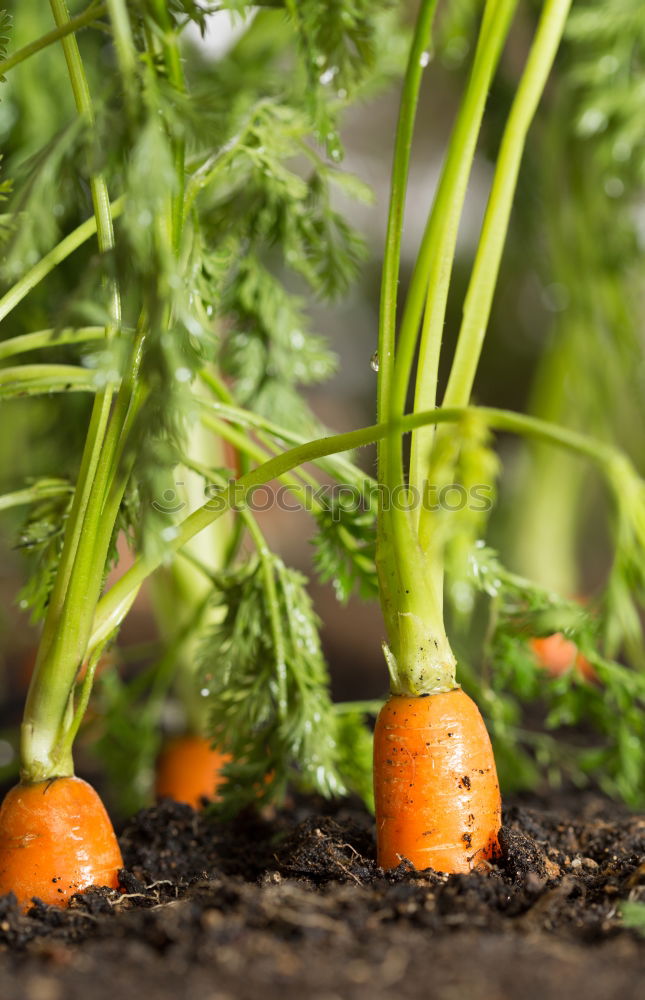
[462,545,645,806]
[197,555,374,813]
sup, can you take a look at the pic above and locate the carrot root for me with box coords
[373,688,501,873]
[155,735,230,810]
[0,776,123,911]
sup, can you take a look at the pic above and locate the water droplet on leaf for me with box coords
[370,351,379,372]
[319,66,337,86]
[419,50,431,67]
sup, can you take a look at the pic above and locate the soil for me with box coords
[0,792,643,1000]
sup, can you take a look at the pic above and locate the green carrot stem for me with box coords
[0,199,124,325]
[21,331,144,780]
[105,0,137,82]
[0,364,104,398]
[33,0,121,643]
[56,648,101,759]
[199,410,318,509]
[88,405,625,662]
[0,1,106,77]
[20,0,123,781]
[0,480,72,513]
[376,0,437,444]
[375,0,441,678]
[405,0,517,501]
[198,394,371,487]
[442,0,573,412]
[417,0,572,611]
[0,326,108,362]
[149,0,186,253]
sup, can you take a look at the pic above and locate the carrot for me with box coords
[368,0,571,876]
[374,689,501,872]
[530,634,596,682]
[0,776,123,911]
[155,735,230,809]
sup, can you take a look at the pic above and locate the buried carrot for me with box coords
[155,735,230,809]
[530,634,596,682]
[0,777,122,911]
[374,691,500,872]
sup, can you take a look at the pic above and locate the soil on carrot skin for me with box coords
[0,793,643,1000]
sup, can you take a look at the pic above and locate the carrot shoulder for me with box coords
[373,688,501,873]
[0,776,123,910]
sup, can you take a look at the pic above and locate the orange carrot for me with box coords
[373,688,501,873]
[155,735,230,809]
[530,634,596,682]
[0,776,123,911]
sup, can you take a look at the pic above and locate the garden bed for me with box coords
[0,792,643,1000]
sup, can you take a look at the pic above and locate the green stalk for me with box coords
[0,2,106,77]
[0,199,124,325]
[105,0,137,83]
[49,0,116,265]
[405,0,518,500]
[198,395,370,487]
[375,0,445,691]
[199,410,319,510]
[0,326,107,362]
[88,404,624,659]
[442,0,574,411]
[0,480,72,513]
[150,0,186,253]
[0,364,103,399]
[376,0,437,442]
[417,0,573,614]
[373,0,518,694]
[197,408,375,580]
[20,0,122,781]
[21,337,144,780]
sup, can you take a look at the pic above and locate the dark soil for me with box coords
[0,792,643,1000]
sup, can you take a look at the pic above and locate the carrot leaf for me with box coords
[198,554,373,812]
[312,500,378,604]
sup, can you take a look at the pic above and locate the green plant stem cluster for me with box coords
[372,0,572,695]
